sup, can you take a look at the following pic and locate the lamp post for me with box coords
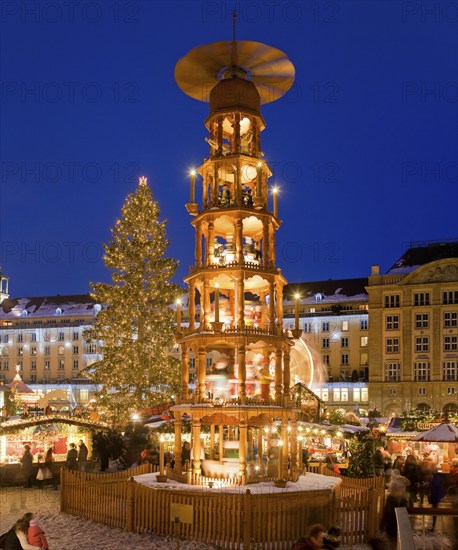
[159,435,165,475]
[176,299,182,331]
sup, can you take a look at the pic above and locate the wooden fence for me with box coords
[60,467,384,548]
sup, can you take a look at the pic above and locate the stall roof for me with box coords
[0,414,109,433]
[412,422,458,442]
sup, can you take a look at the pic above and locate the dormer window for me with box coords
[315,293,323,303]
[21,310,28,317]
[55,308,62,316]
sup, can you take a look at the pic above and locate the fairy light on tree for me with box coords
[84,176,181,422]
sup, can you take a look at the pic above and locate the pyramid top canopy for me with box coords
[175,40,295,105]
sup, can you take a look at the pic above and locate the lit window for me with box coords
[360,352,368,365]
[321,388,329,401]
[360,336,368,347]
[341,388,348,402]
[341,321,349,331]
[58,346,64,355]
[353,388,360,402]
[361,388,368,401]
[333,389,341,401]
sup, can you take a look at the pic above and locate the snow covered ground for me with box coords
[0,485,408,550]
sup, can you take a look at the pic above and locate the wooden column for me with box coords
[219,424,224,463]
[234,112,241,154]
[235,220,244,265]
[237,278,245,328]
[195,224,202,268]
[206,221,214,266]
[238,345,246,401]
[174,417,182,474]
[198,347,207,400]
[269,281,275,329]
[260,291,268,329]
[276,284,283,328]
[283,345,290,399]
[203,280,210,329]
[269,224,276,265]
[262,221,270,266]
[257,429,263,469]
[181,347,189,400]
[210,424,215,459]
[280,421,289,479]
[188,279,196,330]
[217,115,223,156]
[290,421,298,481]
[192,418,202,480]
[275,348,283,401]
[239,420,248,484]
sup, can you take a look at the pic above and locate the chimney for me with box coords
[371,265,380,275]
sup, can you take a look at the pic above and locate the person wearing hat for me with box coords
[20,445,34,489]
[27,517,49,550]
[322,527,341,549]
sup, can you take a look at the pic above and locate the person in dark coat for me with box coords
[403,454,420,505]
[292,524,326,550]
[20,445,33,488]
[430,469,446,530]
[77,439,88,472]
[66,443,78,470]
[181,441,191,467]
[97,433,110,471]
[380,479,408,550]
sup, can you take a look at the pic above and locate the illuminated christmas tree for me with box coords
[84,177,181,421]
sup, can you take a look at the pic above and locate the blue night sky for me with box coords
[1,0,457,297]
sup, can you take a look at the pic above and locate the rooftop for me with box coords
[0,294,96,319]
[284,278,368,305]
[386,240,458,275]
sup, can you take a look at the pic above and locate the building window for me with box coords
[189,357,196,369]
[58,331,65,341]
[386,315,399,330]
[2,347,8,356]
[361,388,368,401]
[30,374,36,382]
[341,354,349,365]
[30,347,37,356]
[443,361,457,381]
[73,359,79,370]
[444,336,458,352]
[341,388,348,402]
[414,362,430,382]
[72,331,79,341]
[360,336,368,347]
[444,312,457,328]
[386,338,399,353]
[322,322,330,332]
[17,347,23,356]
[360,352,368,365]
[333,389,341,402]
[17,334,23,343]
[303,323,311,333]
[448,387,456,395]
[385,295,400,308]
[414,292,430,306]
[206,357,213,369]
[443,290,458,304]
[58,360,65,370]
[321,388,329,401]
[58,345,64,355]
[17,361,22,370]
[3,361,9,370]
[44,360,50,371]
[31,361,36,371]
[415,313,429,329]
[360,319,368,331]
[341,337,349,348]
[341,321,349,331]
[415,337,429,352]
[44,346,50,356]
[385,363,401,382]
[389,388,397,396]
[353,388,361,401]
[322,338,330,349]
[418,387,426,396]
[31,333,37,342]
[322,354,330,366]
[73,346,79,355]
[86,344,97,354]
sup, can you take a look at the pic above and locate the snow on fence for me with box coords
[60,467,384,548]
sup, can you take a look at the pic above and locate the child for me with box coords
[28,517,49,550]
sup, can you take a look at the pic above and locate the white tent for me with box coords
[412,422,458,442]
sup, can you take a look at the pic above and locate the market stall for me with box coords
[411,421,458,472]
